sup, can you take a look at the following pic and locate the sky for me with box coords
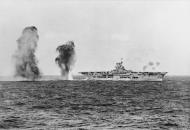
[0,0,190,76]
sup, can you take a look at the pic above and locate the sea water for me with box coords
[0,76,189,129]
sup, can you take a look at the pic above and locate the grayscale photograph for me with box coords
[0,0,189,129]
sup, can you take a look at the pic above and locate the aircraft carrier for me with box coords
[79,60,167,81]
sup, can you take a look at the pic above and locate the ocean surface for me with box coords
[0,76,189,130]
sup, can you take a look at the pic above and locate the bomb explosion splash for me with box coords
[13,26,41,80]
[55,41,76,80]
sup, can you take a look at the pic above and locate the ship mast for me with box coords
[114,58,126,72]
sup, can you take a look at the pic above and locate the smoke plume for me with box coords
[148,61,154,66]
[55,41,76,80]
[13,26,41,80]
[143,65,147,71]
[156,62,160,66]
[143,61,161,71]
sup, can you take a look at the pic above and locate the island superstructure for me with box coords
[79,60,167,81]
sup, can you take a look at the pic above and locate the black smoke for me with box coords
[55,41,76,79]
[143,65,147,71]
[13,26,41,80]
[143,61,161,71]
[156,62,160,66]
[148,61,154,66]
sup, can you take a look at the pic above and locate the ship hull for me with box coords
[80,72,167,81]
[83,77,164,81]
